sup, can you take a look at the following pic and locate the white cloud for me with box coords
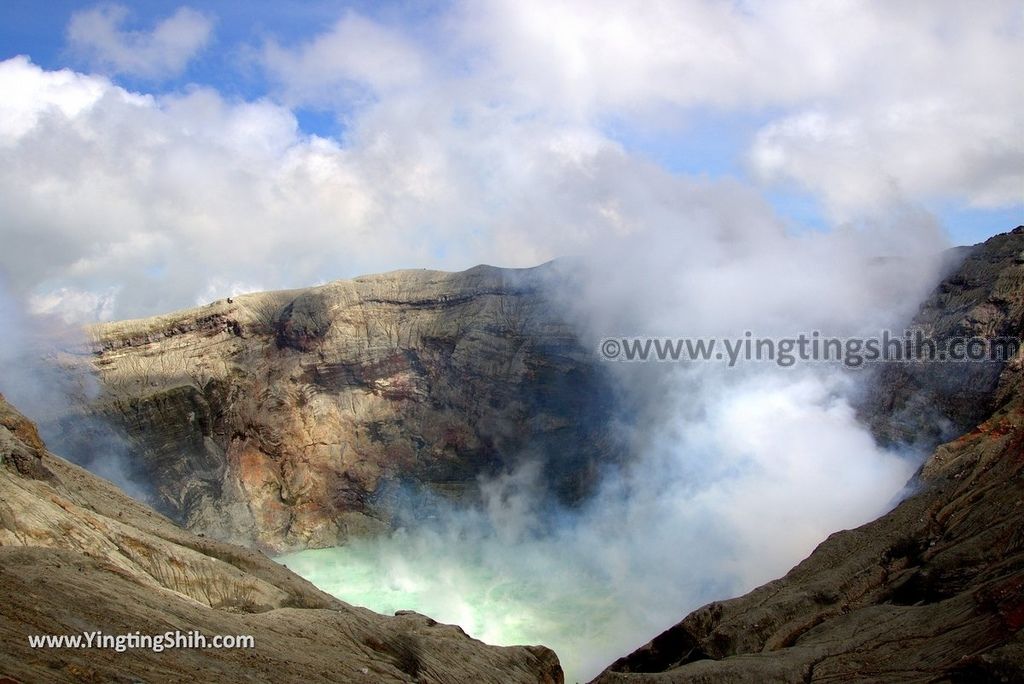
[194,278,265,307]
[261,11,426,107]
[2,1,1017,323]
[252,2,1023,218]
[0,43,952,324]
[455,2,1021,113]
[0,56,618,321]
[67,3,213,79]
[750,100,1024,218]
[0,56,116,140]
[28,286,118,324]
[450,0,1024,215]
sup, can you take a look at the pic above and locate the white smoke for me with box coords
[0,281,148,501]
[280,209,947,682]
[282,370,920,681]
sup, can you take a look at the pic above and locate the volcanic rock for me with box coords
[859,227,1024,448]
[0,394,563,684]
[59,264,618,552]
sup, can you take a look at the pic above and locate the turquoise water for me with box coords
[277,533,665,683]
[275,377,919,682]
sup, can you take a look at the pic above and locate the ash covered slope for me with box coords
[69,263,616,553]
[593,228,1024,683]
[0,394,563,684]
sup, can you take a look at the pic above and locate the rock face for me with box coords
[61,264,617,552]
[592,228,1024,683]
[859,226,1024,448]
[0,394,563,684]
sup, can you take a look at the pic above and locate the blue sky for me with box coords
[0,1,1020,320]
[3,1,1016,245]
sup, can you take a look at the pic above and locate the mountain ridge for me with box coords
[54,261,618,553]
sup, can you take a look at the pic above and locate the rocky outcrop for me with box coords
[0,394,563,684]
[592,228,1024,683]
[58,264,618,552]
[859,226,1024,448]
[594,395,1023,683]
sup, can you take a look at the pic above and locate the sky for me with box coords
[0,0,1021,323]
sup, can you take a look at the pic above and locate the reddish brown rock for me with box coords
[56,264,618,552]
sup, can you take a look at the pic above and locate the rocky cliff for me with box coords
[859,226,1024,447]
[592,227,1024,683]
[0,394,563,683]
[57,263,617,553]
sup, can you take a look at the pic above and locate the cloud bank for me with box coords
[0,0,1019,323]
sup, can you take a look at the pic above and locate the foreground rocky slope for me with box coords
[56,264,616,552]
[594,228,1024,683]
[0,394,563,683]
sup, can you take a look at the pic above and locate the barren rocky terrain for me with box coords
[0,394,563,683]
[55,263,618,552]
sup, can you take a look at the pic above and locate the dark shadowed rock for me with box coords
[858,227,1024,448]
